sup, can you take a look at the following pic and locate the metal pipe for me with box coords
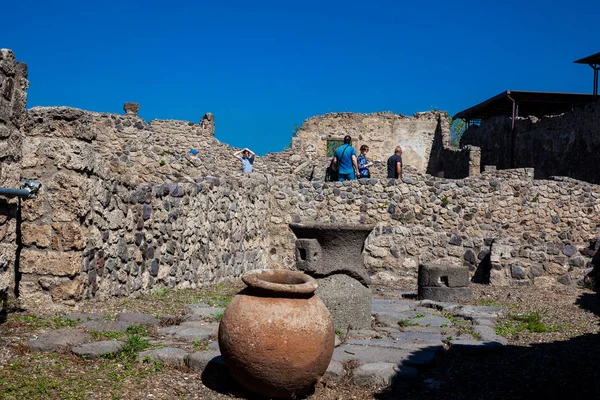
[0,180,42,200]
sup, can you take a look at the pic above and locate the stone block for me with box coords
[315,274,372,330]
[28,328,91,352]
[138,347,188,366]
[323,359,345,382]
[21,223,52,248]
[20,249,82,277]
[72,340,124,359]
[50,276,85,302]
[185,350,222,372]
[294,238,322,271]
[123,102,140,116]
[116,312,160,326]
[51,223,86,250]
[418,287,472,302]
[418,264,470,288]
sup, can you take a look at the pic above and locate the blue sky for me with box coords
[3,0,599,154]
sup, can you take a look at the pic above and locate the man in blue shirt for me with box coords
[234,148,255,173]
[333,136,359,181]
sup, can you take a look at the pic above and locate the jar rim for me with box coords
[242,269,318,294]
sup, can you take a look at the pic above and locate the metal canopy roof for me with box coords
[574,51,600,65]
[453,90,596,121]
[574,52,600,96]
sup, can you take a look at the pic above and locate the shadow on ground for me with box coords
[379,289,600,400]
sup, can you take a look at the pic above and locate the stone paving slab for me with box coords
[28,328,91,352]
[158,326,213,341]
[80,320,134,333]
[187,304,226,319]
[347,329,386,339]
[345,339,443,352]
[448,340,505,355]
[472,325,508,345]
[402,325,457,335]
[62,313,104,322]
[374,313,404,328]
[333,344,437,366]
[138,347,189,366]
[117,312,160,326]
[72,340,124,359]
[353,363,419,387]
[371,299,415,314]
[472,318,495,326]
[417,300,462,313]
[185,350,222,372]
[454,306,504,321]
[408,316,451,328]
[391,331,445,343]
[324,360,345,382]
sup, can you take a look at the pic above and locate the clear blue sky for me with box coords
[3,0,599,154]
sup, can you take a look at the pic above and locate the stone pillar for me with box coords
[123,102,139,117]
[466,145,481,176]
[417,264,472,302]
[289,223,374,330]
[0,49,28,299]
[200,113,215,136]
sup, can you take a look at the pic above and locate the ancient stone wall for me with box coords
[0,49,28,298]
[460,101,600,183]
[2,49,598,309]
[266,168,599,287]
[291,112,447,174]
[16,106,274,309]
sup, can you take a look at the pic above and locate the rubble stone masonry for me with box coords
[1,50,598,309]
[0,49,28,298]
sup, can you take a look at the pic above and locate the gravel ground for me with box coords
[1,282,598,400]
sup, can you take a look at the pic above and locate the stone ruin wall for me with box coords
[291,111,480,180]
[267,168,599,288]
[1,49,598,310]
[460,101,600,184]
[14,106,274,310]
[0,49,28,297]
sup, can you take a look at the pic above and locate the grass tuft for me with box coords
[495,311,559,336]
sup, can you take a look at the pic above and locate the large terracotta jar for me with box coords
[218,269,334,398]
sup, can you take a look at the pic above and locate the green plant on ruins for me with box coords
[126,324,150,336]
[494,311,559,337]
[398,319,419,328]
[121,334,150,359]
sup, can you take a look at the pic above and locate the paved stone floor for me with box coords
[27,292,508,391]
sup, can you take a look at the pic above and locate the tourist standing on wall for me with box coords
[333,135,359,181]
[234,148,255,173]
[387,146,403,179]
[357,145,378,178]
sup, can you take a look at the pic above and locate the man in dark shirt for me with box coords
[387,146,403,179]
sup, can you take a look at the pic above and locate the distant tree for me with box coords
[449,117,466,148]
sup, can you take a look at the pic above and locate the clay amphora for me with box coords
[218,269,334,398]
